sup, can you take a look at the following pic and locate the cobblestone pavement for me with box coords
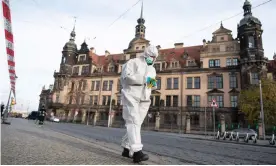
[45,121,276,165]
[1,119,159,165]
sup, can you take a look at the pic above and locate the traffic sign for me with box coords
[211,99,218,107]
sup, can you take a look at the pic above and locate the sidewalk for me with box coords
[1,119,146,165]
[155,131,276,148]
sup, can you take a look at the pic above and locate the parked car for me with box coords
[226,128,257,139]
[50,116,60,123]
[27,111,39,120]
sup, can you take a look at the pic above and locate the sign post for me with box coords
[211,99,218,138]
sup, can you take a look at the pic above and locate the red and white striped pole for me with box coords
[2,0,16,124]
[2,0,16,96]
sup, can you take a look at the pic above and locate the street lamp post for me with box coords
[108,83,114,128]
[259,80,266,140]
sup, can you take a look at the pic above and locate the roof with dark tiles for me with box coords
[88,45,202,68]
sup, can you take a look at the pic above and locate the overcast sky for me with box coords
[0,0,275,111]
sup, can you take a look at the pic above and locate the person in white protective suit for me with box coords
[120,45,158,163]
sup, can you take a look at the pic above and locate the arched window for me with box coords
[248,36,255,48]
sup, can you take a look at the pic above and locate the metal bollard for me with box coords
[222,131,227,140]
[269,134,275,145]
[252,133,257,144]
[244,133,249,143]
[229,131,234,141]
[236,132,239,142]
[216,131,220,140]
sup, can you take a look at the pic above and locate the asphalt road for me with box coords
[43,121,276,165]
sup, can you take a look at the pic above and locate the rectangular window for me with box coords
[208,76,215,89]
[73,66,79,75]
[155,96,160,106]
[209,59,220,68]
[81,66,89,75]
[71,82,75,91]
[95,81,100,91]
[69,96,73,104]
[93,96,98,105]
[187,77,193,89]
[216,76,223,89]
[103,81,108,91]
[215,59,220,67]
[227,58,238,66]
[55,95,59,103]
[232,58,238,66]
[231,96,238,107]
[108,80,113,91]
[208,95,224,107]
[81,95,85,104]
[102,96,107,105]
[251,73,259,85]
[117,96,121,105]
[156,78,161,90]
[230,74,237,88]
[89,96,93,104]
[208,76,223,89]
[166,96,171,106]
[173,95,178,107]
[107,96,111,106]
[167,78,172,89]
[173,78,179,89]
[226,58,232,66]
[82,80,87,90]
[209,60,214,67]
[76,96,80,105]
[186,95,193,107]
[193,95,200,107]
[78,82,82,91]
[194,77,200,89]
[91,81,95,91]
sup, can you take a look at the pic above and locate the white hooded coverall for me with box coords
[120,45,158,155]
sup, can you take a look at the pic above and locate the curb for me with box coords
[181,136,276,148]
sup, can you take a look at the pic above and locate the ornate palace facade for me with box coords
[40,0,276,131]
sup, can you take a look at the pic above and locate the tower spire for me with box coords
[140,0,143,19]
[70,17,77,41]
[135,0,146,38]
[243,0,252,16]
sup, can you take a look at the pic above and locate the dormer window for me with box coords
[96,67,102,73]
[79,55,86,62]
[108,66,114,72]
[171,61,178,68]
[154,63,161,71]
[220,37,224,40]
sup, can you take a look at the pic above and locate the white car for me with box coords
[50,116,60,123]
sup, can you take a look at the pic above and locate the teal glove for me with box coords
[151,79,157,87]
[146,77,151,84]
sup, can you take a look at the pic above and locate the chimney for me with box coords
[156,45,161,50]
[174,43,184,48]
[105,50,110,57]
[203,39,207,47]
